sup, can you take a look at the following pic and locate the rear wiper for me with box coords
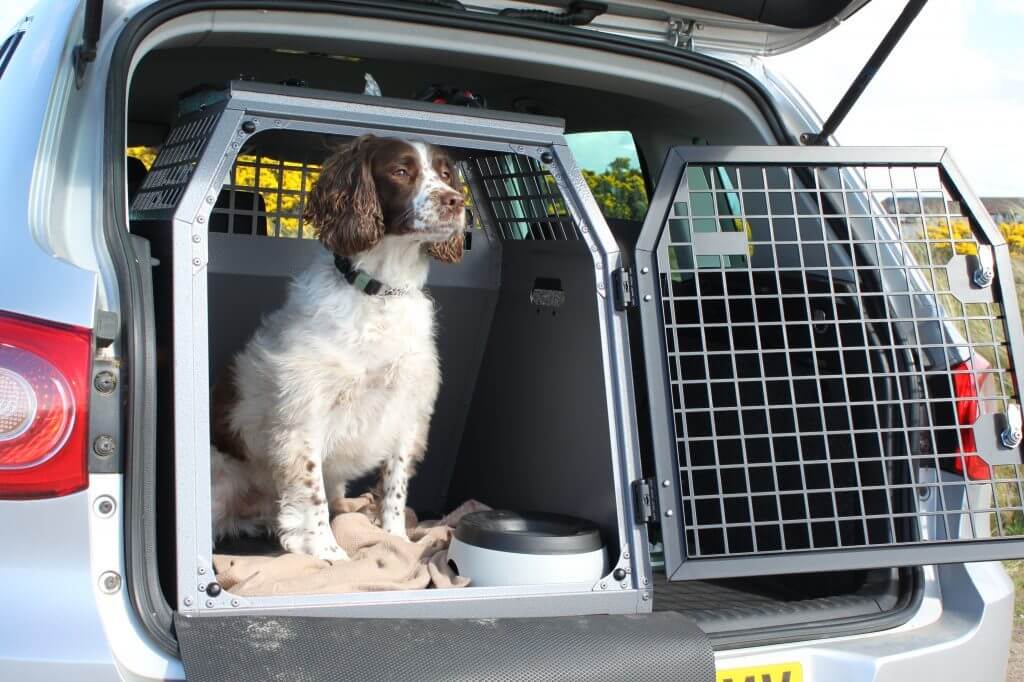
[498,1,607,26]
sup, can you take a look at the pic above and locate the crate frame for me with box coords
[132,81,651,617]
[635,145,1024,581]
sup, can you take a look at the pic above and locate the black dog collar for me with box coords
[333,255,408,297]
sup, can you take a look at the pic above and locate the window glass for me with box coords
[566,131,648,222]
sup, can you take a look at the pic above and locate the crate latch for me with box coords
[612,267,637,311]
[632,478,658,524]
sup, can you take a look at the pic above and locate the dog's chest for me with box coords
[324,296,439,415]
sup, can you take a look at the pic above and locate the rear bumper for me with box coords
[0,487,1012,681]
[715,562,1013,682]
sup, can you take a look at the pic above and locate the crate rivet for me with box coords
[198,567,206,575]
[643,294,653,302]
[596,283,604,290]
[198,583,206,592]
[662,479,670,487]
[206,600,215,608]
[642,577,649,585]
[600,581,607,589]
[641,267,650,274]
[183,597,193,607]
[596,262,603,270]
[664,509,674,517]
[231,599,240,607]
[620,582,627,589]
[192,258,202,266]
[274,120,282,127]
[192,234,202,243]
[94,370,117,394]
[196,215,205,224]
[623,551,630,559]
[99,571,121,594]
[641,593,650,601]
[93,435,115,457]
[241,120,257,134]
[94,496,116,517]
[206,195,215,204]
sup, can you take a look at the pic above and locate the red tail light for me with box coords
[950,357,992,481]
[0,312,91,499]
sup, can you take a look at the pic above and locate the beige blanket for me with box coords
[213,495,488,597]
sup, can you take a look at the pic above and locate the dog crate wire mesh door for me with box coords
[634,146,1024,581]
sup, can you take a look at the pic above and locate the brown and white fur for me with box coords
[210,135,465,561]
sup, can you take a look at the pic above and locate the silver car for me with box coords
[0,1,1018,680]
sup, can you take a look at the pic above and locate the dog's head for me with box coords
[303,134,466,263]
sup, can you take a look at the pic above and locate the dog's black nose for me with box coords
[441,192,465,209]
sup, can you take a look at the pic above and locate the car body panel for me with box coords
[0,1,1016,680]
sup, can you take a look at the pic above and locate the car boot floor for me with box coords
[652,576,887,634]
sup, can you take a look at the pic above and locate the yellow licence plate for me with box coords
[716,662,803,682]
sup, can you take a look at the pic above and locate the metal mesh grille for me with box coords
[131,109,222,216]
[473,154,579,241]
[212,153,321,238]
[659,161,1023,561]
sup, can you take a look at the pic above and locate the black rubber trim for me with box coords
[104,0,791,652]
[454,510,603,554]
[175,612,716,682]
[121,236,177,655]
[704,567,924,650]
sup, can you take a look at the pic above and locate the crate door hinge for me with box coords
[612,267,637,311]
[667,18,696,50]
[632,478,658,524]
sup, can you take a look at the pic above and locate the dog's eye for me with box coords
[392,168,408,178]
[441,170,452,181]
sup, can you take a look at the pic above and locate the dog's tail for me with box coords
[211,445,276,540]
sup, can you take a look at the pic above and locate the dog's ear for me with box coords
[427,230,465,264]
[304,135,384,256]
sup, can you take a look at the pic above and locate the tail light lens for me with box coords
[0,312,91,499]
[950,356,993,481]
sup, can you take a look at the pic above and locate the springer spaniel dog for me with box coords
[210,134,465,561]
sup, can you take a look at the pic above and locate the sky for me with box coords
[2,1,1020,197]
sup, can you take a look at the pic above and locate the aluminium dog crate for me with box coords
[130,81,650,618]
[131,80,1024,620]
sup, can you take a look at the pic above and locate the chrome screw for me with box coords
[99,571,121,594]
[94,496,116,518]
[93,435,115,457]
[94,371,117,394]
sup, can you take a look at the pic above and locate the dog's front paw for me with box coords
[281,530,350,562]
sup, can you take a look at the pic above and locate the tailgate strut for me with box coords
[73,0,103,88]
[801,0,928,145]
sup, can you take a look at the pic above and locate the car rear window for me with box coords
[565,131,648,222]
[0,31,24,80]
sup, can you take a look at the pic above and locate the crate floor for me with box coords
[653,577,884,633]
